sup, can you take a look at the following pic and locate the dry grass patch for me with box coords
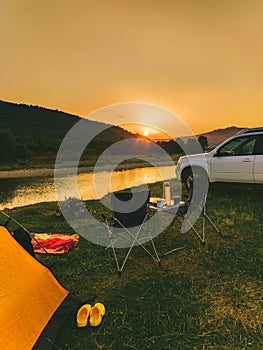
[203,277,263,333]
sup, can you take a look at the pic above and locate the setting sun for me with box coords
[119,122,172,140]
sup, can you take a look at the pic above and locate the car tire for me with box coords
[182,167,209,192]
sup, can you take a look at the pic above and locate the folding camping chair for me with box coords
[179,179,221,244]
[184,191,221,244]
[103,190,160,275]
[157,181,220,256]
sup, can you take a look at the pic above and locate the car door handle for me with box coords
[241,159,252,162]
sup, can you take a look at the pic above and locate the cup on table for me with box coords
[173,196,180,205]
[157,200,164,208]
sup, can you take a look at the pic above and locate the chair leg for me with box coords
[161,217,187,257]
[150,238,161,263]
[203,213,220,234]
[111,242,121,272]
[185,196,221,244]
[119,238,138,272]
[131,229,161,264]
[105,213,161,274]
[190,212,220,244]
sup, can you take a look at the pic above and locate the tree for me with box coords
[198,136,208,151]
[0,129,16,162]
[156,139,183,154]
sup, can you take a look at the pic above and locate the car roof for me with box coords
[236,127,263,135]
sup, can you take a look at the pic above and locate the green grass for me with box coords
[4,182,263,350]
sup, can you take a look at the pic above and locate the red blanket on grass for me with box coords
[32,233,80,254]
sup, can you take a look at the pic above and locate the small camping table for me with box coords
[149,195,221,249]
[148,198,190,256]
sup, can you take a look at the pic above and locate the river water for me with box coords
[0,166,175,210]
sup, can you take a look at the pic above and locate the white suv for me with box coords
[176,127,263,189]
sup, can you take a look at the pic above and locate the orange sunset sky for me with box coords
[1,0,263,138]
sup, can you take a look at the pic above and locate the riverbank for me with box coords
[0,157,179,179]
[0,163,154,179]
[0,168,55,179]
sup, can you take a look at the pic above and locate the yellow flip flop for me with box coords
[89,303,106,327]
[76,304,91,327]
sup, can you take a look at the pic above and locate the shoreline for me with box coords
[0,161,176,179]
[0,168,55,179]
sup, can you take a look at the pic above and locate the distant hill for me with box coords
[196,126,245,146]
[0,100,250,166]
[0,100,139,140]
[176,126,246,148]
[179,126,245,147]
[0,100,79,139]
[0,100,148,165]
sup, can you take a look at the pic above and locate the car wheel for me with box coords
[183,168,194,191]
[182,167,209,192]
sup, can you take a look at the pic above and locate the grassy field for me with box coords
[4,182,263,350]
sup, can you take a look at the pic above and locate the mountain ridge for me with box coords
[0,100,139,139]
[196,126,245,146]
[0,100,250,159]
[0,100,147,164]
[0,100,246,145]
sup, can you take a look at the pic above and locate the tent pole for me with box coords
[1,211,48,254]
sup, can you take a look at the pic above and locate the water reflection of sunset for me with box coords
[0,166,176,210]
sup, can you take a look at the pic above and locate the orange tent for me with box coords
[0,226,76,350]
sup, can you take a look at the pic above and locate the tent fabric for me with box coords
[32,294,78,350]
[13,227,35,257]
[0,226,69,350]
[32,233,80,254]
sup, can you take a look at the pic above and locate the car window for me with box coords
[253,135,263,155]
[216,136,257,156]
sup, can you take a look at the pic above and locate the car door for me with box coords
[209,135,257,183]
[253,135,263,183]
